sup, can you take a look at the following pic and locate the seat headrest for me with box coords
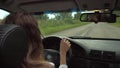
[0,24,28,68]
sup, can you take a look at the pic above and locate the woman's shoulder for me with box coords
[39,61,54,68]
[22,61,54,68]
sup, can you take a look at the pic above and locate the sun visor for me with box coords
[19,1,77,13]
[77,0,116,10]
[19,0,117,13]
[0,0,118,13]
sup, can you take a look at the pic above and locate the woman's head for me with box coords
[3,12,44,64]
[4,12,40,36]
[2,12,55,68]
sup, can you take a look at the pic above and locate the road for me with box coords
[49,23,120,39]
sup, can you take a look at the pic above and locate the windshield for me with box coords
[0,9,9,19]
[36,11,120,39]
[1,9,120,39]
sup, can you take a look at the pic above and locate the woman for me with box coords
[2,12,71,68]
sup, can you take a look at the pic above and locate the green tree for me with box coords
[34,14,49,20]
[74,12,81,20]
[55,12,72,20]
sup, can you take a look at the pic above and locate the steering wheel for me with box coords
[42,36,72,68]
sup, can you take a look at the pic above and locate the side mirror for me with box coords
[80,13,116,23]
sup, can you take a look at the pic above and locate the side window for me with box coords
[0,9,9,20]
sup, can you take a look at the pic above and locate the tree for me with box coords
[34,14,49,20]
[55,12,72,20]
[74,12,81,20]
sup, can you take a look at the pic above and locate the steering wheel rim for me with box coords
[42,36,72,68]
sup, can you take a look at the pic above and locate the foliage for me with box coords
[34,14,49,20]
[113,11,120,16]
[35,12,88,35]
[38,19,87,35]
[54,12,72,20]
[74,12,81,20]
[111,17,120,27]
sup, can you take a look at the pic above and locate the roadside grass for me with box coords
[38,19,88,35]
[111,17,120,27]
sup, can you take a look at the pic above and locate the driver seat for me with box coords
[0,24,28,68]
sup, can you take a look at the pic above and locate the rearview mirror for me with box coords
[80,13,116,23]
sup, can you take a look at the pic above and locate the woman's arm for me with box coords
[59,39,71,68]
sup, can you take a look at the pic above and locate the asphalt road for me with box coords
[49,23,120,39]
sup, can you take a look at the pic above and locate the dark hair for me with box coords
[2,12,53,68]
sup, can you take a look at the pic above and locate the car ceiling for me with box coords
[0,0,120,13]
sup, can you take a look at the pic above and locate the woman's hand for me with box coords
[60,39,71,64]
[60,39,71,55]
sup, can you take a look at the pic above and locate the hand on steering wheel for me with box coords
[43,36,72,68]
[60,39,71,65]
[60,39,71,55]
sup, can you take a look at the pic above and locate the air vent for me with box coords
[89,50,102,59]
[102,51,116,60]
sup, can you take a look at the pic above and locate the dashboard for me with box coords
[42,36,120,68]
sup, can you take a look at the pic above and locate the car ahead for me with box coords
[0,0,120,68]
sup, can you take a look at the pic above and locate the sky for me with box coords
[0,9,9,19]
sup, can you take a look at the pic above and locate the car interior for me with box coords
[0,0,120,68]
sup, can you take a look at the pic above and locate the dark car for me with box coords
[0,0,120,68]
